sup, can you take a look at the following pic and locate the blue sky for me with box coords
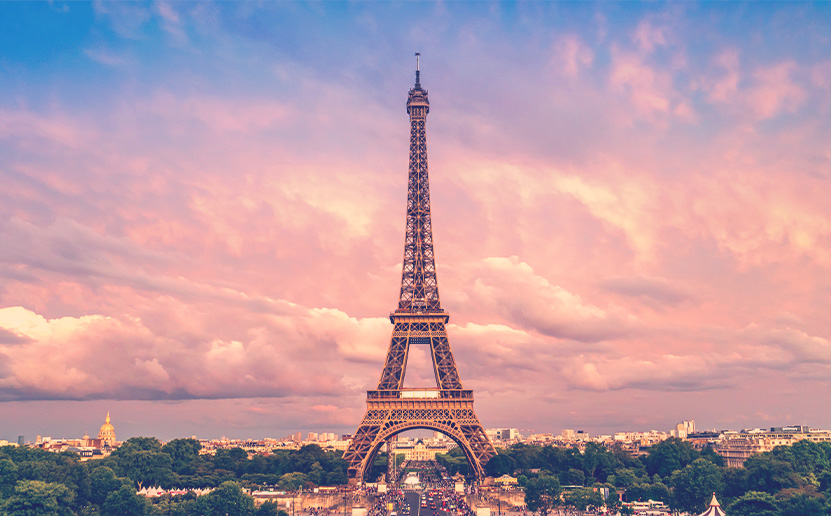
[1,1,831,442]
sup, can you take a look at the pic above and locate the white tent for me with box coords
[697,494,726,516]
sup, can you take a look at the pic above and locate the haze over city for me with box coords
[1,2,830,442]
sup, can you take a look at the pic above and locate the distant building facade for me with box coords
[715,427,831,467]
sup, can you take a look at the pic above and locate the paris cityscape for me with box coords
[2,2,831,516]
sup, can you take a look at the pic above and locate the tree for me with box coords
[582,442,615,483]
[102,484,151,516]
[162,438,203,475]
[485,454,516,478]
[612,468,637,488]
[559,468,585,486]
[0,457,19,497]
[2,479,75,516]
[256,501,290,516]
[117,437,164,454]
[700,446,725,467]
[727,491,780,516]
[214,447,249,477]
[324,468,347,486]
[191,480,255,516]
[644,438,699,478]
[89,466,130,505]
[277,472,307,491]
[524,475,562,516]
[818,471,831,494]
[670,458,723,514]
[511,444,543,471]
[722,466,748,499]
[110,437,174,487]
[649,482,671,504]
[778,493,824,516]
[563,487,603,512]
[743,454,801,494]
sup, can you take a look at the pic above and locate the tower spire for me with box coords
[400,53,437,312]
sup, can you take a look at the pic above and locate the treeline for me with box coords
[442,438,831,516]
[0,438,348,516]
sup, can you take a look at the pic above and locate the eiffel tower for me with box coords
[343,55,496,483]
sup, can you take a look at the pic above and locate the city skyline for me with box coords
[1,2,831,442]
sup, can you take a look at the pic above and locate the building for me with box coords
[97,411,116,447]
[674,420,696,439]
[714,427,831,467]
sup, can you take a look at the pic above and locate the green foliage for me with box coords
[0,440,348,516]
[559,468,585,487]
[524,475,561,516]
[727,491,781,516]
[743,453,802,494]
[723,466,749,499]
[485,453,516,477]
[214,447,249,477]
[102,484,151,516]
[819,471,831,494]
[644,438,700,478]
[110,437,174,487]
[670,458,723,514]
[511,444,543,472]
[0,457,19,497]
[2,479,75,516]
[778,493,824,516]
[701,445,725,467]
[191,481,255,516]
[562,487,604,512]
[435,451,469,477]
[612,467,637,488]
[582,442,615,482]
[162,438,203,476]
[89,466,130,506]
[255,501,290,516]
[277,472,307,491]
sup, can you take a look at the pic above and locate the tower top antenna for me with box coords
[414,52,421,87]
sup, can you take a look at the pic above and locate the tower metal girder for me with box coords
[343,57,496,484]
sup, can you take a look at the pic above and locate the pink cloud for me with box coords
[632,19,671,52]
[706,49,741,103]
[551,35,594,77]
[811,61,831,89]
[0,109,95,149]
[747,62,807,119]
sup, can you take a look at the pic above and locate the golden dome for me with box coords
[97,411,116,444]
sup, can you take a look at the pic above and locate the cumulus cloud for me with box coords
[462,256,634,343]
[0,304,388,402]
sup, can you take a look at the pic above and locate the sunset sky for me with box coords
[2,2,831,442]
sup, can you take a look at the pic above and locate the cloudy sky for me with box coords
[1,2,830,442]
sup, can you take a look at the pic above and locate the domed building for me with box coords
[97,411,116,447]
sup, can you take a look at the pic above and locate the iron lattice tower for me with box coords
[343,56,496,483]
